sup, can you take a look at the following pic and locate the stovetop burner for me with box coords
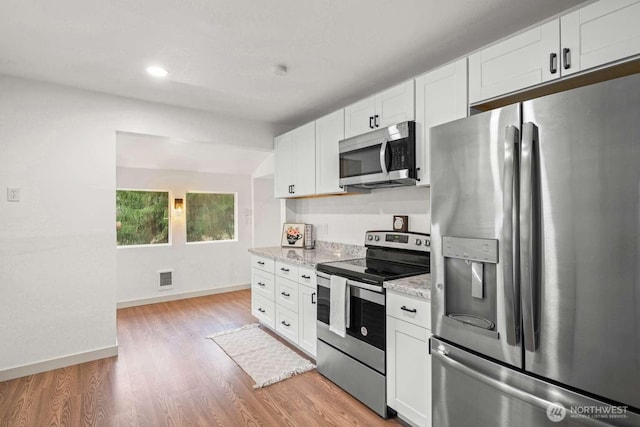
[316,231,430,285]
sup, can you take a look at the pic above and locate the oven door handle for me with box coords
[317,272,382,293]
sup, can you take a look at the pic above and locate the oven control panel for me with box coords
[365,231,430,252]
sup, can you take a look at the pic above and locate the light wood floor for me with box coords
[0,289,405,426]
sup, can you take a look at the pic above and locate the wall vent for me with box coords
[158,270,174,290]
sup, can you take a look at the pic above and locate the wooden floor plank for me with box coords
[0,289,404,426]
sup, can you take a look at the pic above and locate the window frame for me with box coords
[184,190,238,245]
[115,188,172,249]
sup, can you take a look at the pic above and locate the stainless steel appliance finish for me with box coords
[315,230,430,418]
[339,121,417,189]
[430,74,640,426]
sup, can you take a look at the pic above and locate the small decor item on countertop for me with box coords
[281,223,305,247]
[304,224,315,249]
[393,215,409,232]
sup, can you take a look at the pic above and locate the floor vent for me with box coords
[158,270,174,290]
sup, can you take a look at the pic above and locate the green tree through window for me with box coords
[116,190,169,246]
[186,193,236,242]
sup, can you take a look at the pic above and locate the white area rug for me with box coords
[207,323,315,389]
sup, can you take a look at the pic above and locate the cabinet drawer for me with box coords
[298,266,317,288]
[252,269,275,301]
[253,293,275,328]
[276,305,299,344]
[276,277,299,313]
[387,291,431,329]
[275,260,298,280]
[252,255,275,274]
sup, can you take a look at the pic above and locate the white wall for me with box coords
[116,167,252,303]
[0,75,277,377]
[287,186,430,246]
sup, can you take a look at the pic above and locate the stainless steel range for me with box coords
[315,230,430,418]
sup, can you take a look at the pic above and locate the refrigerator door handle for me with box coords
[503,125,520,346]
[520,122,538,352]
[432,347,608,426]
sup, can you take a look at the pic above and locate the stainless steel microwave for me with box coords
[339,121,417,189]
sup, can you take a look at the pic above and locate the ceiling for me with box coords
[0,0,587,126]
[116,132,271,175]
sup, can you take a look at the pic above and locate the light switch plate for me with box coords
[7,187,20,202]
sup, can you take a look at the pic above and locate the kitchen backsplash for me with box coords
[287,185,430,246]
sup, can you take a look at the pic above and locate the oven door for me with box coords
[316,273,386,373]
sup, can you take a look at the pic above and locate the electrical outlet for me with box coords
[7,187,20,202]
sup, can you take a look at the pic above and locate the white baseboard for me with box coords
[0,345,118,382]
[117,283,251,309]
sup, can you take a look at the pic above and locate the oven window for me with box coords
[317,285,330,325]
[348,296,386,351]
[340,144,383,178]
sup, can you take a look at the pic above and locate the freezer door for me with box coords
[431,337,640,427]
[520,73,640,409]
[430,104,522,367]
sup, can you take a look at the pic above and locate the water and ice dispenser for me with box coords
[442,236,500,338]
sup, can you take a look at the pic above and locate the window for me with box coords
[116,190,169,246]
[186,192,236,242]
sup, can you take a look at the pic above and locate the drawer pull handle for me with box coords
[301,274,311,279]
[281,320,291,327]
[258,308,266,313]
[257,282,265,287]
[257,261,265,265]
[281,291,290,297]
[401,305,417,313]
[280,267,290,272]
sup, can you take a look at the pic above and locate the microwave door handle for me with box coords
[379,140,389,175]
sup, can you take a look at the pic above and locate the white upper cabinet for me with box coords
[561,0,640,76]
[415,58,468,186]
[274,131,295,198]
[273,121,316,198]
[469,19,560,104]
[315,109,346,195]
[344,80,415,138]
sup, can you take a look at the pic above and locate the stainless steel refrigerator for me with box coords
[429,73,640,426]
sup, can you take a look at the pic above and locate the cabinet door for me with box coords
[376,80,415,128]
[469,19,560,104]
[292,121,316,196]
[415,59,467,186]
[561,0,640,76]
[315,109,346,195]
[386,316,431,427]
[298,284,317,357]
[344,96,376,138]
[274,131,295,198]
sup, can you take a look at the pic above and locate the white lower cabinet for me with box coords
[250,255,317,357]
[387,291,432,427]
[298,283,317,356]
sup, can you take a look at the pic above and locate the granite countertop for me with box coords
[249,241,366,268]
[384,274,431,300]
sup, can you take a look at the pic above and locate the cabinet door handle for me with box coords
[291,184,295,194]
[374,114,379,128]
[280,267,290,272]
[311,292,316,304]
[257,261,265,265]
[400,305,417,313]
[281,320,291,327]
[369,116,374,129]
[301,274,311,279]
[281,291,290,297]
[258,307,266,313]
[257,282,265,287]
[549,52,557,74]
[563,48,571,70]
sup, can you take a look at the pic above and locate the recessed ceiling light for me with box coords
[273,64,288,76]
[146,66,169,78]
